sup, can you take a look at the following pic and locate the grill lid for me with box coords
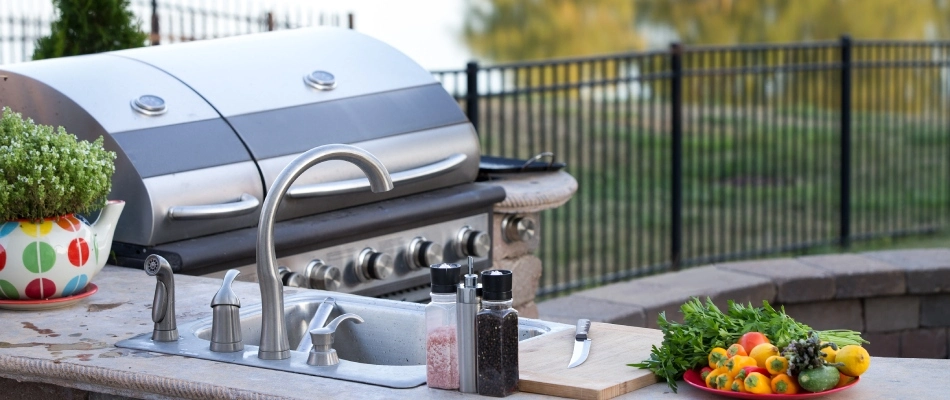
[0,27,480,246]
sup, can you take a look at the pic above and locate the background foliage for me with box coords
[32,0,147,60]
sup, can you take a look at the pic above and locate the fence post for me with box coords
[348,13,354,29]
[150,0,160,45]
[839,35,852,248]
[671,43,684,271]
[466,61,480,134]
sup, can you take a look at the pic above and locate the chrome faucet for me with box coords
[256,144,393,360]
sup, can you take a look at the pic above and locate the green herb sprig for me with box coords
[0,107,116,221]
[629,297,867,392]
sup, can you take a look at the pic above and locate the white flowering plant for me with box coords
[0,107,116,221]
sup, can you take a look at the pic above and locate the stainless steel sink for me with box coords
[116,290,571,388]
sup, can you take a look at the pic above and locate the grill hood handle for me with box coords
[286,153,467,199]
[168,193,261,220]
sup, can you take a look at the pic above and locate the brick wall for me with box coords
[538,248,950,359]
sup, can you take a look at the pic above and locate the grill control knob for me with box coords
[456,226,491,258]
[502,214,537,243]
[278,266,307,288]
[357,248,393,282]
[305,259,341,291]
[407,237,443,269]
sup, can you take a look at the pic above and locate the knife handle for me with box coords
[575,319,591,341]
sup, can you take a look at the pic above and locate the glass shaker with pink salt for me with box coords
[426,263,461,389]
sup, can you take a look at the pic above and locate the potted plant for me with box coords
[0,107,124,302]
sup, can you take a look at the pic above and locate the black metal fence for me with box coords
[434,37,950,299]
[0,0,351,64]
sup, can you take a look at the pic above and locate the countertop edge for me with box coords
[0,354,294,400]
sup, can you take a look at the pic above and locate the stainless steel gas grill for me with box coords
[0,27,502,301]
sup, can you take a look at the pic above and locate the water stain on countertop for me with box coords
[0,338,109,352]
[21,322,54,335]
[87,302,125,312]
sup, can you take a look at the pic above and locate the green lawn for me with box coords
[477,97,950,299]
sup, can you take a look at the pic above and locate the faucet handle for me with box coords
[307,313,363,366]
[211,269,241,307]
[210,269,243,352]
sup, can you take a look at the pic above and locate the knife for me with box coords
[567,319,592,368]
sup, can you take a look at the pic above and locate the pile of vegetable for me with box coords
[629,297,868,392]
[698,331,869,394]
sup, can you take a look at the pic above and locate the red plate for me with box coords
[682,369,859,399]
[0,283,98,311]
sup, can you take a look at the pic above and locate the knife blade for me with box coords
[567,319,591,368]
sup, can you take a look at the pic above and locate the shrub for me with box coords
[33,0,148,60]
[0,107,116,221]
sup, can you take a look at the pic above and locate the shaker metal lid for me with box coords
[429,263,461,294]
[481,269,513,301]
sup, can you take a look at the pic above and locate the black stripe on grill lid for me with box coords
[111,118,253,178]
[226,83,468,160]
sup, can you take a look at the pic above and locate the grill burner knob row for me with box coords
[407,237,443,270]
[356,248,393,282]
[456,226,491,258]
[305,259,341,291]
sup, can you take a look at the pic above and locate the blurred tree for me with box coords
[636,0,950,45]
[33,0,147,60]
[463,0,645,63]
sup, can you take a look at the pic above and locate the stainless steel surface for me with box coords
[145,255,178,342]
[139,162,264,245]
[456,226,491,258]
[210,270,243,352]
[212,213,491,300]
[258,124,479,222]
[0,54,222,134]
[456,258,479,393]
[406,237,443,270]
[256,144,393,361]
[287,153,466,198]
[3,28,495,302]
[295,297,337,352]
[307,313,364,366]
[305,260,342,291]
[115,290,571,388]
[168,193,260,220]
[502,214,537,243]
[0,55,263,246]
[568,319,592,368]
[114,28,437,117]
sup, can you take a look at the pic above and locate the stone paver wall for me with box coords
[538,249,950,359]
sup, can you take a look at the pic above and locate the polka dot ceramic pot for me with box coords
[0,200,124,300]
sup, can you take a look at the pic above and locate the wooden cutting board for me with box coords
[519,323,663,400]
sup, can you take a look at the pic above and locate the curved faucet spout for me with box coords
[257,144,393,360]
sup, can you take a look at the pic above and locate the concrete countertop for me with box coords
[0,266,946,399]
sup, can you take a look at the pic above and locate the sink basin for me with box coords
[116,290,571,388]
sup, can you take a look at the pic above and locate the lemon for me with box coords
[819,341,838,363]
[749,343,780,369]
[835,345,871,377]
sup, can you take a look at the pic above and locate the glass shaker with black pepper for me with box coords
[426,263,461,390]
[476,269,518,397]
